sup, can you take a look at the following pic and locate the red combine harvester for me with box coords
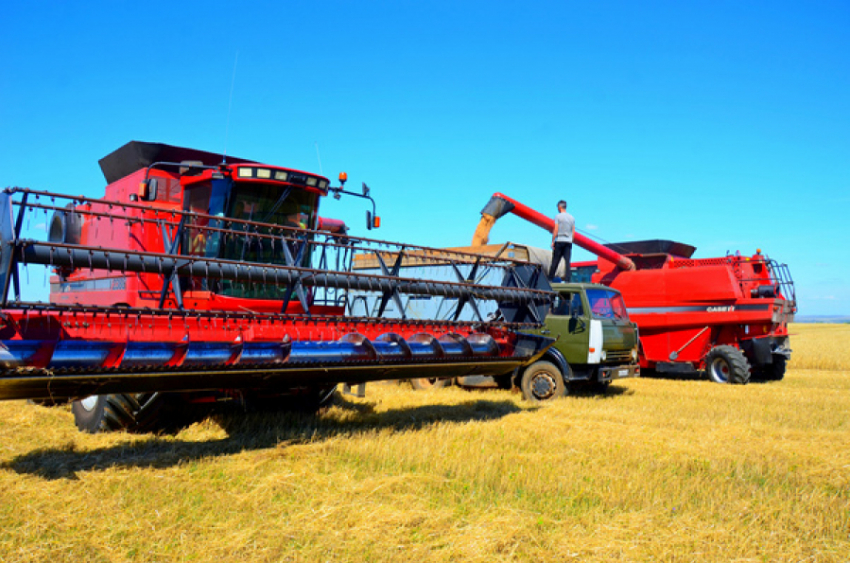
[471,193,796,384]
[0,143,554,432]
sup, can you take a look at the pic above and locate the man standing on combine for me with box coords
[549,200,575,282]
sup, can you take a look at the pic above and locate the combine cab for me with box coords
[471,193,796,384]
[0,143,555,432]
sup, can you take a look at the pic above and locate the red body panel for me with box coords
[593,254,794,368]
[50,165,330,314]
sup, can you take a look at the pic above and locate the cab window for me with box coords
[551,292,585,317]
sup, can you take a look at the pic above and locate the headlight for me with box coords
[601,350,607,361]
[631,348,639,362]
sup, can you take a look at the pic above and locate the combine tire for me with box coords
[520,361,567,403]
[409,378,453,390]
[302,385,337,411]
[759,356,787,381]
[705,345,751,384]
[71,393,178,434]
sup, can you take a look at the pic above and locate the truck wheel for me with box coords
[71,393,178,434]
[520,361,567,403]
[705,346,751,384]
[409,378,452,390]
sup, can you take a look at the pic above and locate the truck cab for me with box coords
[443,282,640,402]
[531,282,639,385]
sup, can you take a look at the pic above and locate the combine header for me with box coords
[472,193,796,384]
[0,143,554,432]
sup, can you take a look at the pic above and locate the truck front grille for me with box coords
[605,350,633,363]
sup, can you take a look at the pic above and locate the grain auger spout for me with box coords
[0,141,554,433]
[472,192,636,271]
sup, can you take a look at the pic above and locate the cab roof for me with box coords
[99,141,256,184]
[551,281,620,294]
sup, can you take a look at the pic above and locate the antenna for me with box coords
[222,51,239,163]
[315,142,324,175]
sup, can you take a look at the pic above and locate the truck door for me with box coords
[585,288,637,350]
[544,290,590,364]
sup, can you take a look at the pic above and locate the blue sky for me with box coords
[2,1,848,315]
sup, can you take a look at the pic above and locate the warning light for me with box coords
[338,172,348,185]
[373,216,381,228]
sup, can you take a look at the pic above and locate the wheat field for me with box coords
[0,323,847,562]
[788,322,850,371]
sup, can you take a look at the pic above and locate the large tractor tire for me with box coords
[409,377,453,390]
[705,345,751,384]
[520,361,567,403]
[758,356,787,381]
[71,393,181,434]
[296,385,338,412]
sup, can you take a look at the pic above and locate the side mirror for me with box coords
[366,211,381,230]
[568,316,586,333]
[138,178,158,201]
[362,182,370,197]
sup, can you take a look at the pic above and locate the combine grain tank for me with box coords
[0,143,554,432]
[471,193,796,384]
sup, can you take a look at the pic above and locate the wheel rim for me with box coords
[709,357,731,383]
[79,395,98,411]
[530,371,559,400]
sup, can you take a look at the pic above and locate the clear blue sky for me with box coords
[2,1,848,315]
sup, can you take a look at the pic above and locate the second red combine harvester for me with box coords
[471,193,796,384]
[0,143,555,432]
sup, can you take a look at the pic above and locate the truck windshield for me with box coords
[586,288,629,321]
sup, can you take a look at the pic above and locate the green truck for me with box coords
[411,282,640,402]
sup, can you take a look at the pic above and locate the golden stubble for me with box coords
[0,324,847,562]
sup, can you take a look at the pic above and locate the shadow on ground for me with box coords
[568,383,634,398]
[3,396,525,480]
[641,370,780,384]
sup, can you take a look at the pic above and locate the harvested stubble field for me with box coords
[0,323,848,562]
